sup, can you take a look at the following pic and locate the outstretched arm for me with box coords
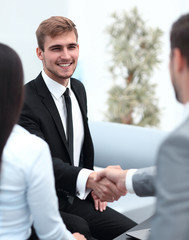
[95,165,156,200]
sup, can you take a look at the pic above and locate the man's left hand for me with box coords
[91,191,107,212]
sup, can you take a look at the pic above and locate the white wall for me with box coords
[1,0,189,131]
[0,0,70,80]
[68,0,188,131]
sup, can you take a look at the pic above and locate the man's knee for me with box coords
[60,211,92,239]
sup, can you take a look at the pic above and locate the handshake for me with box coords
[87,166,129,202]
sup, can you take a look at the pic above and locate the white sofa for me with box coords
[89,121,168,224]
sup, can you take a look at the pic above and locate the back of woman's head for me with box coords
[0,43,24,164]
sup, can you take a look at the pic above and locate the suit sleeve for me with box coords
[149,130,189,240]
[132,166,156,197]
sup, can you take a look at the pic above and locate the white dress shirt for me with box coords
[42,71,92,199]
[126,102,189,194]
[0,125,75,240]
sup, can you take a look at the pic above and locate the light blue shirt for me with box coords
[0,125,75,240]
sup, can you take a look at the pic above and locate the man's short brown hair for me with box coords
[36,16,78,51]
[170,13,189,66]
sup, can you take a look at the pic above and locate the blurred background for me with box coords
[1,0,189,131]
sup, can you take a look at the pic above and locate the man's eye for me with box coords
[69,45,76,49]
[52,47,60,51]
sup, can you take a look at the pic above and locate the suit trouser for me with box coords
[29,213,97,240]
[29,197,136,240]
[59,212,97,240]
[60,196,137,240]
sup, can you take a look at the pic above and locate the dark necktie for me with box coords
[64,88,73,162]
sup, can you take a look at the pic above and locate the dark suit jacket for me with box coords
[19,73,94,208]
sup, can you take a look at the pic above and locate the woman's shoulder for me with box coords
[12,125,47,148]
[4,125,50,164]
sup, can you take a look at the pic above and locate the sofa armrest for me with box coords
[89,121,167,169]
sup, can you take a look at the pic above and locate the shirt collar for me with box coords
[42,70,71,99]
[183,101,189,122]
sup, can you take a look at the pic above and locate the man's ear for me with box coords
[173,48,185,72]
[36,47,43,60]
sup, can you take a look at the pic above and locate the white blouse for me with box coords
[0,125,75,240]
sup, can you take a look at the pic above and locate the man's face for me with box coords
[37,31,79,86]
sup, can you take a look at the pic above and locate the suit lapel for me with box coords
[71,79,86,117]
[35,74,71,162]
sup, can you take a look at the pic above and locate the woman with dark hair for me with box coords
[0,43,85,240]
[0,43,24,164]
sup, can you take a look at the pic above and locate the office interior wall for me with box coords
[1,0,189,131]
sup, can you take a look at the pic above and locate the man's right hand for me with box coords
[94,166,128,196]
[86,170,126,202]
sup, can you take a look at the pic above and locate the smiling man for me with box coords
[36,31,79,85]
[19,16,136,240]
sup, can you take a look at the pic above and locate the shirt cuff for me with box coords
[126,169,137,194]
[76,168,93,200]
